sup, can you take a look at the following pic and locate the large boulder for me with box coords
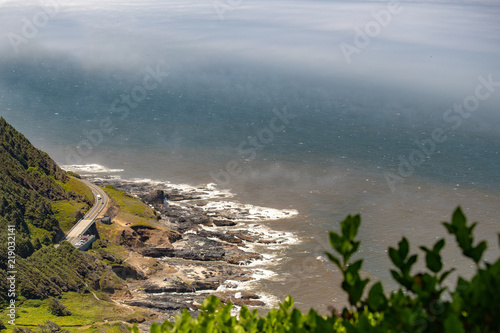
[143,189,165,205]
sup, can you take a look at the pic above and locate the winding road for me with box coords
[61,180,109,246]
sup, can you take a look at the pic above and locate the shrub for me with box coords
[47,297,71,316]
[140,207,500,332]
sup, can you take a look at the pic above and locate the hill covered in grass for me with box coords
[0,116,98,250]
[0,117,167,331]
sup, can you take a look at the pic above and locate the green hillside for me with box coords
[0,117,99,305]
[0,118,154,331]
[0,117,92,257]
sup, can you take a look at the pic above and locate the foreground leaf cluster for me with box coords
[145,208,499,332]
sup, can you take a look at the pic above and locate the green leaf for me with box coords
[282,296,294,311]
[345,241,360,263]
[452,207,467,229]
[439,268,455,284]
[467,240,487,263]
[329,232,342,251]
[341,214,361,241]
[389,247,402,267]
[356,314,373,331]
[291,308,303,327]
[433,239,445,252]
[240,305,250,320]
[443,313,465,333]
[404,254,418,275]
[426,251,443,273]
[161,320,173,331]
[399,237,409,260]
[349,277,369,306]
[420,244,443,273]
[367,282,387,311]
[325,251,342,270]
[150,323,161,333]
[444,207,487,264]
[345,259,363,277]
[390,269,402,284]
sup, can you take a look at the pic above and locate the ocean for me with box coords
[1,0,499,314]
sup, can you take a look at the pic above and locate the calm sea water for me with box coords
[1,0,499,313]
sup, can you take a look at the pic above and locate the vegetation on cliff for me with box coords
[0,118,151,331]
[0,117,92,257]
[0,117,96,305]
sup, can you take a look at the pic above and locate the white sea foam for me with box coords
[129,178,165,187]
[62,163,124,174]
[197,200,298,221]
[257,293,281,309]
[91,175,123,182]
[250,268,277,280]
[216,280,242,292]
[198,223,300,248]
[164,182,234,200]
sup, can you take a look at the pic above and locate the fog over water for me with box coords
[1,0,499,312]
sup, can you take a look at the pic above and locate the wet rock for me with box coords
[142,189,165,205]
[131,225,181,244]
[160,206,211,225]
[172,234,261,264]
[160,205,187,218]
[217,292,266,306]
[165,190,202,201]
[143,280,221,293]
[139,247,176,258]
[125,299,189,311]
[231,299,266,306]
[196,229,242,244]
[213,219,237,227]
[111,264,146,280]
[187,215,212,225]
[140,234,261,264]
[229,231,259,243]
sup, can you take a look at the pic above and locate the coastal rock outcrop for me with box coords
[92,179,276,320]
[111,264,146,280]
[213,219,237,227]
[142,189,165,205]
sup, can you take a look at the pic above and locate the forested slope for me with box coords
[0,118,158,331]
[0,117,99,306]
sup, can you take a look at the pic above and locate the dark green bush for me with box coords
[47,297,71,317]
[140,207,499,332]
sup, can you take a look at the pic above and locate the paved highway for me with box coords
[62,180,109,245]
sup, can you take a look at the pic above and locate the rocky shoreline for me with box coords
[88,178,297,325]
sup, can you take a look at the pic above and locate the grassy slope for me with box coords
[52,177,93,232]
[103,185,158,226]
[59,177,94,202]
[1,293,147,332]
